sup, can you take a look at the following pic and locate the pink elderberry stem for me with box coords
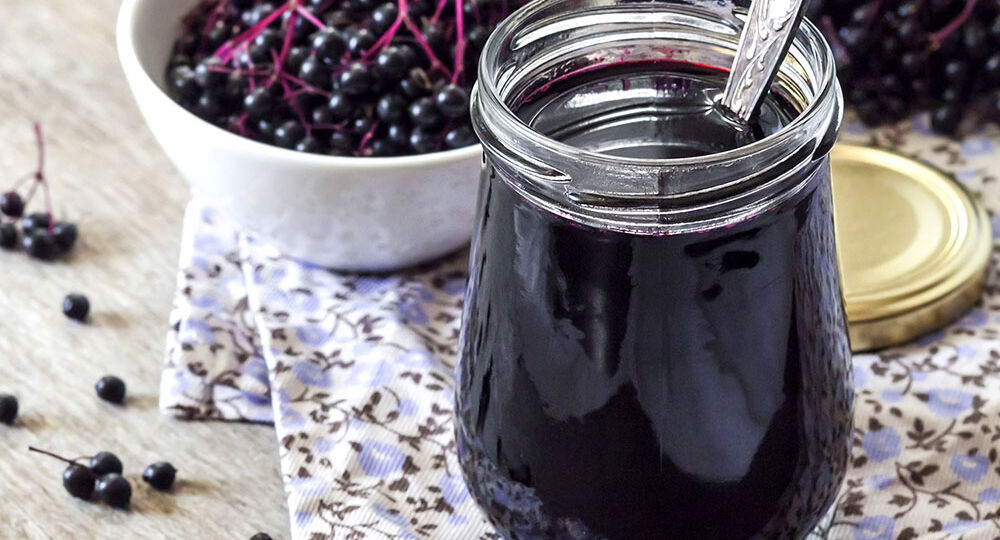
[364,14,406,61]
[402,17,452,77]
[358,120,381,154]
[20,175,40,214]
[42,178,54,234]
[214,2,294,62]
[280,72,334,97]
[451,0,466,84]
[270,12,298,83]
[431,0,450,25]
[930,0,979,49]
[295,6,327,30]
[8,172,34,193]
[33,123,45,181]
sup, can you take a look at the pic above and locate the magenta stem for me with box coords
[451,0,466,84]
[930,0,979,48]
[295,6,327,29]
[431,0,450,25]
[33,123,45,181]
[403,16,451,77]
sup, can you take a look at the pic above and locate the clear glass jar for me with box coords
[456,0,851,539]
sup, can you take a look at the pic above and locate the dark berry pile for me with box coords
[28,448,176,509]
[167,0,526,156]
[2,124,79,259]
[809,0,1000,134]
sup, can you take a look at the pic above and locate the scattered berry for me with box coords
[63,464,97,500]
[22,230,55,260]
[62,294,90,322]
[95,473,132,508]
[142,462,178,491]
[89,452,123,476]
[0,224,17,250]
[0,394,18,424]
[52,222,78,252]
[21,213,51,235]
[0,192,24,218]
[95,376,127,404]
[250,534,274,540]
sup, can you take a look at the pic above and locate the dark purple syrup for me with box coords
[457,63,852,539]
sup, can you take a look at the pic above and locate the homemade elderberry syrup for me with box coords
[455,2,851,539]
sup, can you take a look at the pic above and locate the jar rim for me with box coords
[474,0,841,172]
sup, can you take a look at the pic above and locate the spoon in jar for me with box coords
[719,0,809,122]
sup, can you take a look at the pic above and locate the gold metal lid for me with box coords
[832,144,992,352]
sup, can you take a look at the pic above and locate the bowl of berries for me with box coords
[116,0,518,271]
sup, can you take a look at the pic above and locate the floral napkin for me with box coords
[162,116,1000,540]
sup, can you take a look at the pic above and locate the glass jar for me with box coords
[455,1,851,539]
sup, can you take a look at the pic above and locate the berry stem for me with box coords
[402,15,452,77]
[451,0,466,84]
[215,2,294,63]
[28,446,79,465]
[431,0,450,25]
[294,5,326,29]
[930,0,979,49]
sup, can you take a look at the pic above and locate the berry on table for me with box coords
[62,294,90,322]
[250,534,274,540]
[23,230,55,260]
[0,394,18,424]
[21,213,51,235]
[95,473,132,508]
[63,464,97,500]
[52,222,78,252]
[89,452,123,476]
[0,224,17,250]
[0,192,24,218]
[142,462,178,491]
[95,376,127,404]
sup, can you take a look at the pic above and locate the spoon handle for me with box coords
[720,0,808,122]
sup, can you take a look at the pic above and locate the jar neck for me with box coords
[472,0,842,234]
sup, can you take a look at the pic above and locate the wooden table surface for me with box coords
[0,1,291,538]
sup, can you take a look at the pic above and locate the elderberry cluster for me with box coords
[167,0,526,156]
[28,447,178,510]
[810,0,1000,134]
[1,125,79,260]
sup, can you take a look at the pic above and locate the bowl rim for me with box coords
[116,0,482,172]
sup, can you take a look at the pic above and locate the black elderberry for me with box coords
[275,120,307,149]
[244,88,275,120]
[0,224,16,250]
[95,376,127,404]
[295,136,325,154]
[349,116,374,136]
[169,65,200,102]
[250,534,274,540]
[445,124,477,149]
[63,293,90,322]
[387,123,410,147]
[284,46,310,75]
[371,3,398,34]
[409,128,438,153]
[376,93,407,122]
[89,452,123,476]
[930,105,962,135]
[376,47,411,81]
[328,131,354,155]
[250,29,283,63]
[409,97,443,128]
[95,473,132,508]
[312,28,347,64]
[63,464,97,500]
[299,57,332,89]
[142,462,178,491]
[0,394,17,424]
[23,231,54,260]
[21,212,51,234]
[339,62,373,95]
[327,93,354,121]
[1,191,24,217]
[400,68,432,98]
[347,28,377,57]
[435,84,468,118]
[194,57,228,89]
[370,138,397,156]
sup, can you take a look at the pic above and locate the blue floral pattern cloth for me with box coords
[163,116,1000,540]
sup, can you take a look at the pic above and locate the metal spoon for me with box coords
[720,0,808,122]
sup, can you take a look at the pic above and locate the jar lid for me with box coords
[832,144,992,352]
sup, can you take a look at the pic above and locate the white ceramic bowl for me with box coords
[116,0,481,271]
